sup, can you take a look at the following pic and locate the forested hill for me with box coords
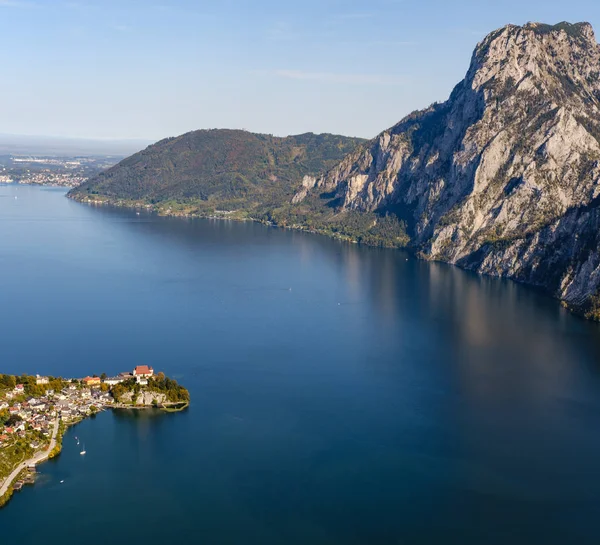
[68,129,364,214]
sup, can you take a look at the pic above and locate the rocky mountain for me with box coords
[69,129,364,217]
[294,22,600,319]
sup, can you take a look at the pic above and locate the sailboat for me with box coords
[80,444,86,455]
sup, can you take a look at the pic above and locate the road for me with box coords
[0,416,60,497]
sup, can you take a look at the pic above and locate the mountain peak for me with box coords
[467,20,600,107]
[474,21,597,64]
[523,21,595,41]
[293,21,600,318]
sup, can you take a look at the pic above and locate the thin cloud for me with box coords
[451,28,487,37]
[266,21,300,41]
[336,13,376,20]
[337,39,418,47]
[63,2,90,10]
[0,0,35,7]
[273,69,407,86]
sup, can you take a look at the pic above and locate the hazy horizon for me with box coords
[0,132,153,156]
[0,128,365,157]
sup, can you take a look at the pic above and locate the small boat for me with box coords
[60,480,64,483]
[80,444,86,455]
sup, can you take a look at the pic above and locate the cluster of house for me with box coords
[0,384,54,448]
[0,366,155,449]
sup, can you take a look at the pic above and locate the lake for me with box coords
[2,184,600,544]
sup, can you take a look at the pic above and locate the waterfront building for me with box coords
[133,365,154,378]
[35,375,49,385]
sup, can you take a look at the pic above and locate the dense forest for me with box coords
[70,130,363,210]
[68,129,409,248]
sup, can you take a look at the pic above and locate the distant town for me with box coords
[0,154,121,188]
[0,366,189,506]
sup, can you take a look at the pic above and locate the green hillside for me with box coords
[69,129,364,215]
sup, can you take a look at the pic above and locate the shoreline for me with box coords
[0,416,60,508]
[66,193,406,249]
[67,193,595,323]
[0,401,188,509]
[0,181,80,189]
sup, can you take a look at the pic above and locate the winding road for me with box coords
[0,416,59,497]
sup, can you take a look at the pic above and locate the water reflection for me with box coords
[90,199,600,392]
[5,187,600,544]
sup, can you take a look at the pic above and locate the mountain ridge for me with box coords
[293,21,600,318]
[70,21,600,319]
[70,129,365,212]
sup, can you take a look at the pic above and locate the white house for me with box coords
[103,377,124,386]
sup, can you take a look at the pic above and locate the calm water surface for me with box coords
[2,184,600,544]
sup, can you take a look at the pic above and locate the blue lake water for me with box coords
[2,184,600,544]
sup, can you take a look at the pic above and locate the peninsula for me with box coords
[0,366,189,508]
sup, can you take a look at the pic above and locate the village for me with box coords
[0,365,156,445]
[0,364,189,504]
[0,154,120,188]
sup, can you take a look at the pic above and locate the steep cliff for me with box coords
[294,22,600,318]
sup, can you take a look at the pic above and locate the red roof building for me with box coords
[82,376,101,386]
[133,365,154,378]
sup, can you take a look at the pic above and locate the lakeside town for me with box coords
[0,170,87,187]
[0,366,189,506]
[0,154,120,188]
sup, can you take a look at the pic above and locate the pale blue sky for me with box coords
[1,0,599,140]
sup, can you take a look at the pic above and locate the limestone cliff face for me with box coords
[295,22,600,316]
[121,390,168,406]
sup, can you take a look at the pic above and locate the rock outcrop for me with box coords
[120,390,168,406]
[294,22,600,317]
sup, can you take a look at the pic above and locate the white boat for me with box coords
[80,444,86,455]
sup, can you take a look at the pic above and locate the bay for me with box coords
[2,184,600,544]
